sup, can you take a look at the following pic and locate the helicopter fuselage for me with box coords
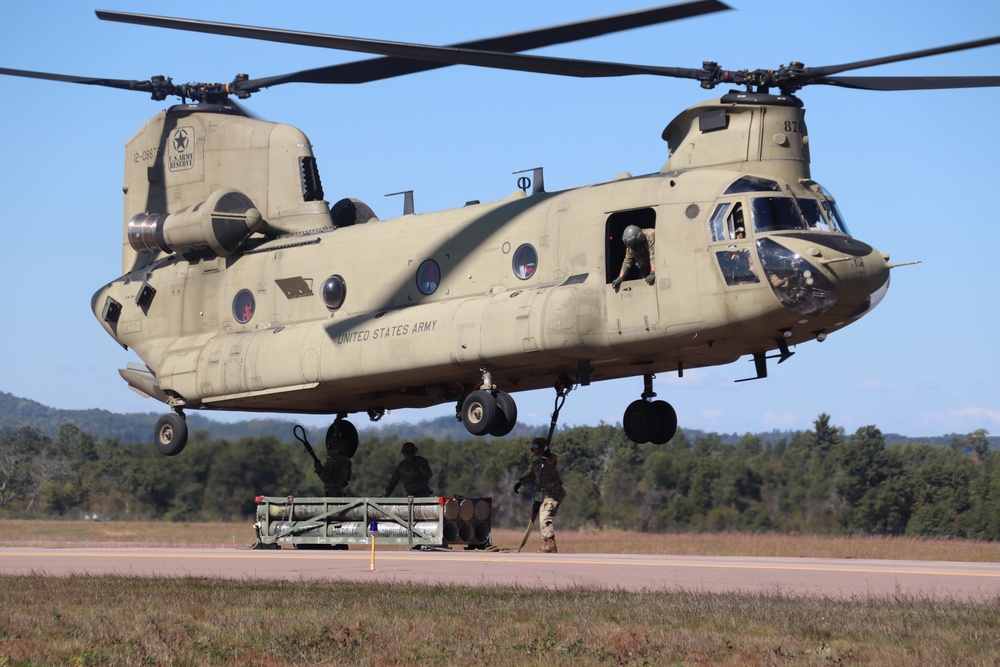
[91,93,889,426]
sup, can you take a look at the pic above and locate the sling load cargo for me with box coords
[254,495,492,550]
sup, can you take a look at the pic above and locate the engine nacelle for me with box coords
[128,188,262,258]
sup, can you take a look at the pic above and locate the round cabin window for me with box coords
[233,289,255,324]
[416,259,440,295]
[322,275,347,311]
[512,244,537,280]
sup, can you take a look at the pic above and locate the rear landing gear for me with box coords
[622,374,677,445]
[326,415,359,458]
[459,367,518,438]
[154,410,188,456]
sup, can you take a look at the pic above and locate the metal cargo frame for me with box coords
[254,495,492,549]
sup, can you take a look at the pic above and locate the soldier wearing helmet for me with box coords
[513,437,567,553]
[385,441,435,496]
[611,224,655,292]
[315,436,352,497]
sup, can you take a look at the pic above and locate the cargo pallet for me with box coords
[254,495,492,550]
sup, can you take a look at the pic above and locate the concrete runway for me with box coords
[2,547,1000,600]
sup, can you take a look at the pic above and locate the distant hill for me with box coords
[0,391,278,442]
[0,391,540,445]
[1,390,992,448]
[690,428,965,448]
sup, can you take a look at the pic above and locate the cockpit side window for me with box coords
[715,248,759,286]
[729,202,747,239]
[711,199,757,285]
[820,199,851,235]
[803,181,851,235]
[709,202,730,242]
[709,201,748,241]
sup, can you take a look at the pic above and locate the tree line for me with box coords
[1,415,998,539]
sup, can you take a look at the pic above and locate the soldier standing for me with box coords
[315,438,352,497]
[514,437,567,553]
[385,441,434,496]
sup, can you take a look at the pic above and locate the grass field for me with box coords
[2,520,1000,665]
[4,518,1000,561]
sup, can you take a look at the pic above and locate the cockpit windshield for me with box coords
[752,197,810,232]
[723,176,850,236]
[751,196,847,234]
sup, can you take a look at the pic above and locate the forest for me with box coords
[0,414,1000,540]
[1,415,998,540]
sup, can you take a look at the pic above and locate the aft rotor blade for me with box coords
[815,75,1000,91]
[95,11,706,82]
[243,0,730,87]
[803,35,1000,79]
[0,66,150,92]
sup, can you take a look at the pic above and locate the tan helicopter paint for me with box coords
[121,110,334,274]
[94,94,888,420]
[663,97,810,176]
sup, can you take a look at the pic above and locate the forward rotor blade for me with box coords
[249,1,730,87]
[95,10,705,83]
[804,35,1000,79]
[815,75,1000,91]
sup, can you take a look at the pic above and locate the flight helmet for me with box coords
[622,225,645,249]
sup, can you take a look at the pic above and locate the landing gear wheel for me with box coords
[154,412,188,456]
[327,420,359,458]
[649,400,678,445]
[489,390,518,437]
[623,399,655,444]
[462,390,497,436]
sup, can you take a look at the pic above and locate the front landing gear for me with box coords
[461,389,518,437]
[154,410,188,456]
[622,374,677,445]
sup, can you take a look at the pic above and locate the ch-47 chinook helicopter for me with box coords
[3,1,999,457]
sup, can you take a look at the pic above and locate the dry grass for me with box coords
[3,519,1000,665]
[0,518,255,549]
[0,575,998,666]
[3,519,1000,561]
[531,528,1000,561]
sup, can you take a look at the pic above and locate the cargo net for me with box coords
[253,495,491,550]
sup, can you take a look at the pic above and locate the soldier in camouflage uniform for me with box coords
[611,224,655,292]
[385,441,434,496]
[315,438,352,497]
[514,437,567,553]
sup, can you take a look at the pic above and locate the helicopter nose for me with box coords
[756,236,889,319]
[820,246,890,313]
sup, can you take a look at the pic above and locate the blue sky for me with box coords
[1,0,998,438]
